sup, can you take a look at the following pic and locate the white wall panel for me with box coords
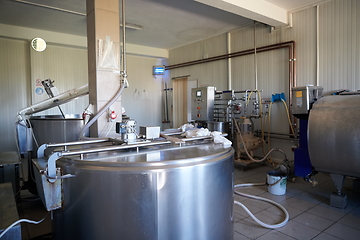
[230,7,317,90]
[0,39,89,151]
[319,0,360,93]
[0,38,29,151]
[168,34,228,90]
[30,44,89,116]
[121,55,164,131]
[290,7,317,87]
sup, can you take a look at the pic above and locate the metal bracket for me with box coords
[40,168,62,211]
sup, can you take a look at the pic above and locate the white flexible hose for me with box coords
[0,215,47,238]
[234,183,289,229]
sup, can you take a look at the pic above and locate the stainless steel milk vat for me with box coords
[39,142,234,240]
[308,94,360,178]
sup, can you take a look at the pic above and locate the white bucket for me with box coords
[267,171,287,195]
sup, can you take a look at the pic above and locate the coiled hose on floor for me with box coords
[234,182,289,229]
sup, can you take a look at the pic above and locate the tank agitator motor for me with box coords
[116,119,138,142]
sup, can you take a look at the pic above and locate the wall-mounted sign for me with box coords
[35,87,44,95]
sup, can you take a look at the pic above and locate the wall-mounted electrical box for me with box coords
[292,86,323,117]
[139,126,160,139]
[191,86,215,121]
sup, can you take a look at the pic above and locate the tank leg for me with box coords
[330,174,347,209]
[304,170,318,186]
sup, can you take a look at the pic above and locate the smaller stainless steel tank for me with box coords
[308,94,360,178]
[207,121,230,133]
[30,114,84,146]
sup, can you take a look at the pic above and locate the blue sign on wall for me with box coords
[35,87,44,95]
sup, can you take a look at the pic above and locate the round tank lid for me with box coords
[62,142,232,165]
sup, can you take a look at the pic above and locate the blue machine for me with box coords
[294,119,314,178]
[291,86,323,181]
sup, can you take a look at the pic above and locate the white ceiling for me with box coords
[0,0,324,50]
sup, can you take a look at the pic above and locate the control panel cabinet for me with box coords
[191,86,215,121]
[292,86,323,118]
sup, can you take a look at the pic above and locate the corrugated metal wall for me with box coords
[319,0,360,92]
[120,55,165,130]
[0,37,89,152]
[169,34,229,90]
[30,44,89,116]
[168,0,360,160]
[0,38,29,151]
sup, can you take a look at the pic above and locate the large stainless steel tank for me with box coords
[30,114,84,147]
[308,94,360,178]
[45,142,234,240]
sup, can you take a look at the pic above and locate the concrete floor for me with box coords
[17,192,51,240]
